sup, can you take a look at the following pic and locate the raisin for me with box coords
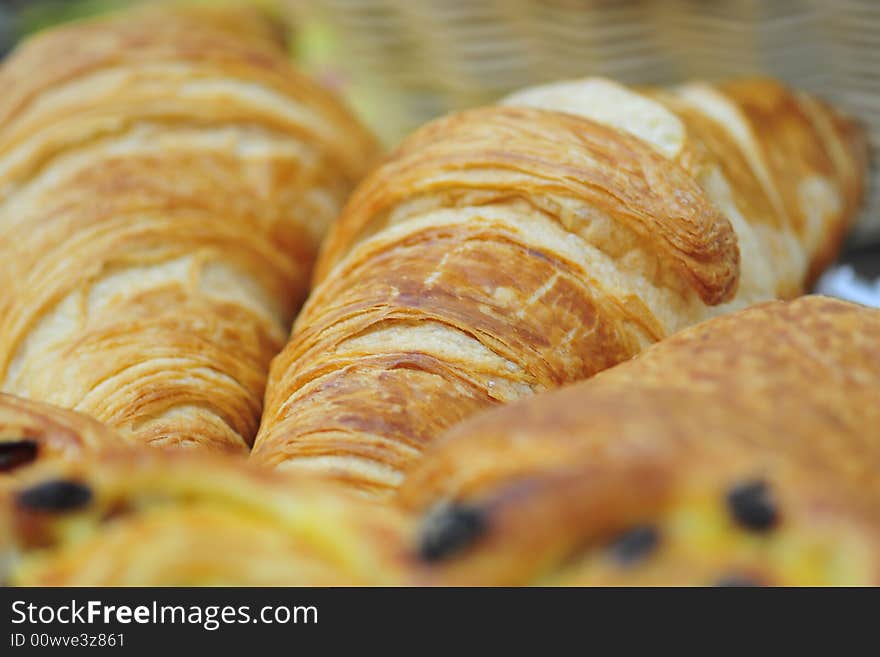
[726,479,778,532]
[17,479,93,512]
[419,502,486,562]
[609,525,660,565]
[0,440,38,472]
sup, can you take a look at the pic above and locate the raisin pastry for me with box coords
[1,448,408,586]
[0,6,378,452]
[399,296,880,586]
[0,393,120,485]
[252,77,866,494]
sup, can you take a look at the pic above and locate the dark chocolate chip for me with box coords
[726,479,778,532]
[419,502,486,562]
[17,479,93,512]
[714,574,763,587]
[0,440,38,472]
[609,525,660,565]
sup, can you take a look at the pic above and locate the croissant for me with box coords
[0,6,378,452]
[0,392,119,485]
[252,77,866,494]
[398,296,880,586]
[1,447,408,586]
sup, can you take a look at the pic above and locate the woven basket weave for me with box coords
[285,0,880,243]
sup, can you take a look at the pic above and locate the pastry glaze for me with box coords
[399,297,880,585]
[2,448,408,586]
[1,299,875,585]
[253,77,865,493]
[0,7,378,452]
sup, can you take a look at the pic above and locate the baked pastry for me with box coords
[3,299,876,586]
[1,448,408,586]
[399,296,880,585]
[0,392,120,485]
[252,76,866,493]
[0,6,378,452]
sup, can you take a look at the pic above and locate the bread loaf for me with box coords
[1,448,408,585]
[3,299,875,585]
[252,77,866,493]
[0,6,378,452]
[399,296,880,585]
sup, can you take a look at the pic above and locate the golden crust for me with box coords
[314,106,740,303]
[253,77,866,493]
[1,447,409,586]
[0,7,379,451]
[717,79,867,285]
[0,393,120,484]
[398,297,880,585]
[3,298,877,586]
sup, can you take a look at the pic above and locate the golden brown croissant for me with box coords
[252,77,866,493]
[1,447,409,586]
[398,296,880,586]
[0,392,120,485]
[0,6,378,452]
[3,299,875,586]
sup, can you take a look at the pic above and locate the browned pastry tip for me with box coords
[0,6,379,452]
[1,446,410,586]
[398,296,880,585]
[716,78,868,284]
[253,76,866,494]
[0,393,121,483]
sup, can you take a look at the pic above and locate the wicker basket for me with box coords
[285,0,880,243]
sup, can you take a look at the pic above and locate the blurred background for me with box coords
[0,0,877,292]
